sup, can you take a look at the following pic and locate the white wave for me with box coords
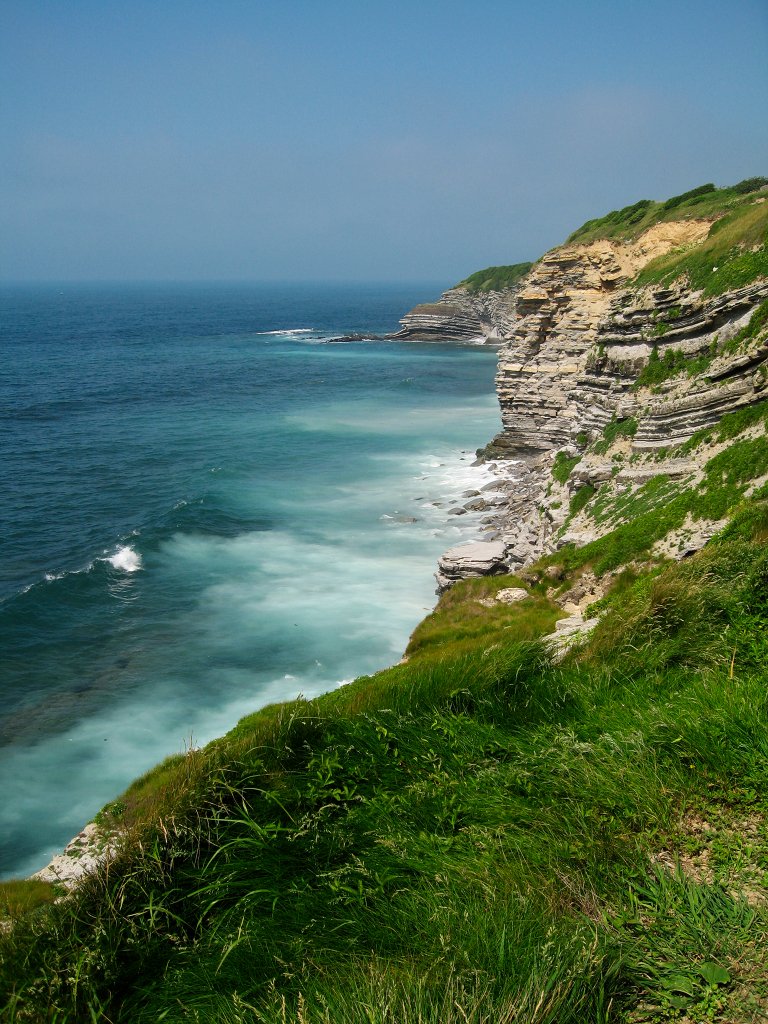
[32,543,145,591]
[105,546,142,573]
[253,328,315,336]
[44,571,67,582]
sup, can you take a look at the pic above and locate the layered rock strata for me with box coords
[431,217,768,587]
[393,285,521,343]
[436,540,508,593]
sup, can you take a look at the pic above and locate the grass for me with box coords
[0,880,57,919]
[4,379,768,1021]
[632,199,768,296]
[568,483,595,517]
[3,517,768,1023]
[633,343,719,389]
[457,262,534,293]
[567,179,767,246]
[405,574,559,657]
[591,416,638,455]
[677,397,768,455]
[545,424,768,578]
[2,550,768,1023]
[721,297,768,356]
[631,296,768,391]
[552,451,581,484]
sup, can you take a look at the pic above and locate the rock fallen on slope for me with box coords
[495,587,529,604]
[436,540,508,594]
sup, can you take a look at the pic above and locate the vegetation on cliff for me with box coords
[457,262,534,293]
[567,178,767,247]
[632,200,768,296]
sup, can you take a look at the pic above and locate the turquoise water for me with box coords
[0,283,501,878]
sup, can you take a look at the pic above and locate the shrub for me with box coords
[458,263,534,293]
[568,199,655,243]
[552,451,581,485]
[634,343,718,389]
[569,483,595,516]
[592,416,638,454]
[732,176,768,194]
[662,183,716,211]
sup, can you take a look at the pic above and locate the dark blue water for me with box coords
[0,282,501,878]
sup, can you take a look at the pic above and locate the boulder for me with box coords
[463,497,493,512]
[495,587,528,604]
[436,540,508,594]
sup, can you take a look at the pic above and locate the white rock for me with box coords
[495,587,528,604]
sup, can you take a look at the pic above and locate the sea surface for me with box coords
[0,282,502,879]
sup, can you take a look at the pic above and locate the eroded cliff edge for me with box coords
[431,180,768,592]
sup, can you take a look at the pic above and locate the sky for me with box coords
[1,0,767,284]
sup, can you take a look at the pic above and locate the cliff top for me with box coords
[566,177,768,245]
[455,261,533,293]
[451,177,767,306]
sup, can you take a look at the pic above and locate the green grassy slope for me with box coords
[2,480,768,1023]
[633,200,768,296]
[456,262,533,293]
[567,178,767,246]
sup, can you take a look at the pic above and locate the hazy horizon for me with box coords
[2,0,767,284]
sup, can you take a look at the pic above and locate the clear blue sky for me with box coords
[2,0,766,283]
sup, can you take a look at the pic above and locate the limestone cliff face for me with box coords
[493,221,741,452]
[392,284,521,342]
[432,208,768,588]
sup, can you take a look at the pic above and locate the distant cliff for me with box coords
[392,263,531,342]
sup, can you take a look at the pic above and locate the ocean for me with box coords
[0,282,502,879]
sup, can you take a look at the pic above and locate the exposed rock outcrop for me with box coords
[32,823,117,890]
[428,197,768,589]
[393,285,522,343]
[436,540,507,593]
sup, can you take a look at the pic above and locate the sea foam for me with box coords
[254,328,314,336]
[105,546,142,573]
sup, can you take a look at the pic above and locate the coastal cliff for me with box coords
[433,180,768,585]
[392,263,531,342]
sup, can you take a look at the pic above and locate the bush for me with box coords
[592,416,638,454]
[662,183,716,211]
[458,263,534,293]
[552,452,581,485]
[634,343,718,389]
[569,483,595,516]
[732,176,768,194]
[568,199,655,243]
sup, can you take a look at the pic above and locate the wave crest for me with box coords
[106,546,142,573]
